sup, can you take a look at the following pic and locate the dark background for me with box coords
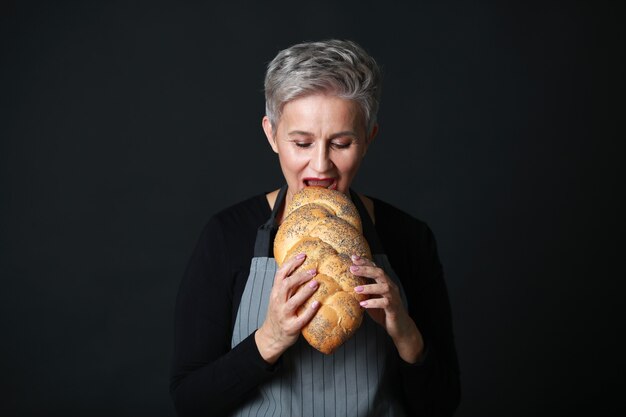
[1,1,624,416]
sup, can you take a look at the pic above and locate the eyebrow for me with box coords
[287,130,359,139]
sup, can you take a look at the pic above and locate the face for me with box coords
[262,94,377,205]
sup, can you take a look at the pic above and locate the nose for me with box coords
[311,143,333,173]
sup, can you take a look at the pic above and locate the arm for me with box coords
[170,217,321,416]
[169,218,276,417]
[398,223,461,416]
[354,208,461,416]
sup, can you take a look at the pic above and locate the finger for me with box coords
[351,254,375,266]
[281,268,317,299]
[349,264,386,280]
[354,282,391,296]
[275,253,306,283]
[285,278,319,313]
[359,297,391,309]
[293,299,321,328]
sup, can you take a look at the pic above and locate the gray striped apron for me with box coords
[230,186,409,417]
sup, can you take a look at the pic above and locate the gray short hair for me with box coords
[264,39,382,134]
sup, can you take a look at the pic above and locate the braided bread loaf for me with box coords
[274,187,372,354]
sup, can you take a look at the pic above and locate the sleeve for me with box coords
[169,217,278,417]
[398,222,461,416]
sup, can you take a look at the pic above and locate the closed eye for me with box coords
[331,142,351,149]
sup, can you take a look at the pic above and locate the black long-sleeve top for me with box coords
[170,192,461,416]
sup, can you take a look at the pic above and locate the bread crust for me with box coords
[274,187,371,354]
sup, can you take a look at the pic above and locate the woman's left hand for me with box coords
[350,255,425,364]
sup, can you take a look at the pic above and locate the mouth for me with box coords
[303,178,338,190]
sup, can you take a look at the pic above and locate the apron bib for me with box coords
[230,186,408,417]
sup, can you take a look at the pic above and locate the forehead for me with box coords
[278,94,365,132]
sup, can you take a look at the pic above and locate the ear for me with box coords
[362,124,379,156]
[262,116,278,154]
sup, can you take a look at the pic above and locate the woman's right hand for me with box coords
[255,253,320,364]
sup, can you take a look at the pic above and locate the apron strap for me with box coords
[253,184,288,258]
[349,189,385,256]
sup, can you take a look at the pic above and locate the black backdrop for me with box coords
[1,1,624,416]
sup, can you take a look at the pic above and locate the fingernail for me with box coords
[351,254,361,261]
[360,301,368,307]
[350,265,359,272]
[309,280,318,289]
[308,269,317,276]
[296,253,306,260]
[354,286,363,293]
[311,300,320,309]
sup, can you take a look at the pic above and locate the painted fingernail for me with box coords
[309,280,318,289]
[308,269,317,276]
[350,265,359,272]
[360,301,368,307]
[296,253,306,260]
[354,286,363,293]
[311,300,320,309]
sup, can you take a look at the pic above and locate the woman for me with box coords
[170,39,460,416]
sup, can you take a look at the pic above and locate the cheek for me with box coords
[336,153,362,174]
[279,149,306,170]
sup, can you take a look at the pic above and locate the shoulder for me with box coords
[197,193,270,251]
[193,193,271,270]
[367,196,439,262]
[209,193,271,232]
[369,196,431,236]
[367,196,443,292]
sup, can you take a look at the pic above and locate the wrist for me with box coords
[393,321,425,364]
[254,327,284,365]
